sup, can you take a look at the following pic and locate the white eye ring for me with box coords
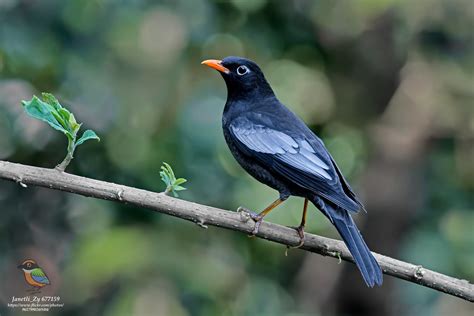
[236,65,249,76]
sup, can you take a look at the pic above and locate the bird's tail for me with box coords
[315,199,383,287]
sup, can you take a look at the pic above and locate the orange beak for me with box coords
[201,59,230,74]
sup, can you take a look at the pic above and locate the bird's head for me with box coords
[17,259,38,271]
[201,56,274,101]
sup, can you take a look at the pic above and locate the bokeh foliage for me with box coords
[0,1,472,315]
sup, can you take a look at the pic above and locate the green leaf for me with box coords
[159,162,187,196]
[21,96,71,136]
[68,112,82,134]
[43,94,78,135]
[41,93,63,111]
[57,108,71,128]
[160,172,171,186]
[163,162,175,179]
[174,178,187,185]
[75,129,100,147]
[21,93,100,171]
[52,110,67,130]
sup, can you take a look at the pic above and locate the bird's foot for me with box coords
[289,225,305,249]
[237,206,251,222]
[27,288,41,295]
[237,206,263,236]
[249,217,264,236]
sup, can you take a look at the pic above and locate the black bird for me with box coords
[202,56,383,287]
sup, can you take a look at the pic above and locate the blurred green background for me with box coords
[0,0,473,315]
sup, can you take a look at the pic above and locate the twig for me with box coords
[0,160,472,302]
[55,151,73,172]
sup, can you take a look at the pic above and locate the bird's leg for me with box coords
[27,286,37,294]
[289,198,308,248]
[238,198,285,235]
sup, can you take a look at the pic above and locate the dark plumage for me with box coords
[202,56,383,287]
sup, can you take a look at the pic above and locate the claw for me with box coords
[237,206,263,236]
[250,217,263,236]
[237,206,249,213]
[288,225,305,249]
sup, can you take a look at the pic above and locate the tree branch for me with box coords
[0,160,472,302]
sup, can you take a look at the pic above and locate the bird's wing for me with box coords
[31,268,50,285]
[229,116,361,212]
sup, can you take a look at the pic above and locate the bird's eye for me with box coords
[27,263,31,267]
[236,65,249,76]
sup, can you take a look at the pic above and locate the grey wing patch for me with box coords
[299,140,329,170]
[276,150,332,180]
[230,124,332,180]
[270,130,298,154]
[231,124,297,154]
